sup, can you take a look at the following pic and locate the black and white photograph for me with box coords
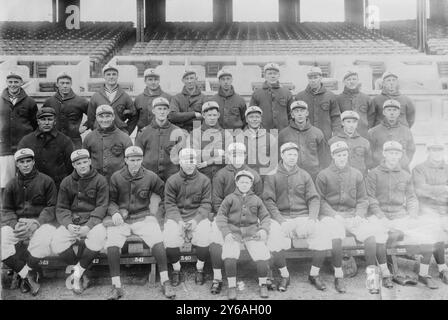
[1,0,448,304]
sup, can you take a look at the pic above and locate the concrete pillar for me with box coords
[279,0,300,23]
[213,0,233,23]
[429,0,448,23]
[417,0,428,52]
[57,0,80,23]
[136,0,144,42]
[145,0,166,25]
[344,0,365,25]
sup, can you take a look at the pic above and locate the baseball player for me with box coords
[0,72,38,192]
[328,111,372,177]
[135,68,172,131]
[372,71,416,128]
[368,99,415,171]
[18,107,74,189]
[209,69,246,130]
[83,105,132,181]
[216,170,271,300]
[412,138,448,285]
[86,64,138,136]
[51,149,108,295]
[366,141,439,288]
[164,148,212,288]
[168,68,207,132]
[135,97,187,182]
[315,141,391,293]
[42,72,88,149]
[264,142,334,292]
[249,63,293,131]
[1,148,57,296]
[336,70,375,138]
[278,100,328,180]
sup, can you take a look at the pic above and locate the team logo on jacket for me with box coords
[278,97,287,107]
[359,105,368,113]
[31,194,45,205]
[353,146,365,157]
[250,206,258,214]
[349,188,358,199]
[111,144,123,156]
[396,182,407,192]
[307,141,317,151]
[86,189,97,199]
[320,102,330,111]
[138,189,149,199]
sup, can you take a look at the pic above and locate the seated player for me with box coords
[104,146,174,300]
[216,170,271,300]
[315,141,390,293]
[1,148,57,296]
[264,142,334,292]
[163,148,212,288]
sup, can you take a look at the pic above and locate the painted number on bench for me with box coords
[134,257,144,263]
[39,260,49,266]
[180,255,192,262]
[396,248,407,254]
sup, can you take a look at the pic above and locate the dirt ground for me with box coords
[2,256,448,301]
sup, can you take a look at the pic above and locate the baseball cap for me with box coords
[182,68,196,79]
[343,70,358,81]
[382,71,398,82]
[228,142,246,154]
[56,72,72,82]
[102,64,119,74]
[426,137,445,150]
[330,141,349,154]
[382,99,401,110]
[245,106,263,118]
[96,104,114,116]
[217,69,232,79]
[14,148,34,161]
[280,142,299,154]
[235,170,254,182]
[152,97,170,108]
[307,66,322,76]
[290,100,308,111]
[6,71,23,81]
[341,110,360,121]
[202,101,220,113]
[36,107,56,119]
[383,141,403,152]
[263,63,280,73]
[143,68,159,78]
[71,149,90,163]
[125,146,143,158]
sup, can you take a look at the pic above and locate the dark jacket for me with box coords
[366,162,419,220]
[249,81,293,131]
[164,168,211,224]
[315,163,368,218]
[42,90,88,148]
[135,87,172,131]
[263,161,320,223]
[243,126,278,176]
[0,88,38,156]
[372,90,415,128]
[328,130,372,176]
[412,160,448,214]
[18,128,74,188]
[56,168,108,230]
[336,86,375,138]
[367,120,415,171]
[108,166,165,223]
[1,168,56,228]
[216,189,270,241]
[212,164,263,213]
[86,85,138,135]
[135,119,186,182]
[82,124,133,181]
[278,120,328,180]
[210,86,246,130]
[168,86,207,132]
[295,84,342,142]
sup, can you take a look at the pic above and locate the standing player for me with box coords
[43,72,88,149]
[1,148,57,296]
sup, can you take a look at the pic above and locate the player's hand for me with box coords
[225,233,235,243]
[280,221,292,236]
[77,226,90,238]
[187,220,198,231]
[112,213,124,226]
[178,220,186,235]
[253,229,267,241]
[79,125,87,134]
[196,161,207,169]
[13,222,28,239]
[67,224,80,235]
[195,112,203,119]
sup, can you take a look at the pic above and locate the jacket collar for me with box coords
[97,123,117,134]
[143,86,162,97]
[381,119,401,129]
[289,119,311,131]
[225,164,249,173]
[336,130,360,139]
[342,85,360,95]
[179,168,198,180]
[201,122,222,132]
[245,126,266,137]
[234,188,255,198]
[329,162,350,173]
[1,87,27,104]
[424,159,447,169]
[381,89,401,97]
[71,167,97,181]
[182,85,202,97]
[121,166,145,180]
[277,161,299,175]
[218,86,235,98]
[100,84,124,103]
[17,167,38,182]
[35,127,58,138]
[305,84,326,95]
[379,160,402,172]
[150,118,171,129]
[55,89,76,101]
[262,81,280,89]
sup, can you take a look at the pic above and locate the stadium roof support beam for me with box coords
[136,0,145,42]
[344,0,365,25]
[429,0,448,23]
[213,0,233,23]
[279,0,300,23]
[52,0,57,23]
[417,0,428,53]
[56,0,80,23]
[145,0,166,25]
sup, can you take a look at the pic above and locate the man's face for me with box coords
[125,156,143,174]
[96,113,115,129]
[383,150,402,167]
[282,149,299,167]
[307,73,322,89]
[383,107,400,122]
[203,109,219,127]
[56,78,72,95]
[344,75,359,90]
[6,78,22,94]
[291,108,308,123]
[145,76,160,90]
[332,150,349,168]
[16,158,34,175]
[428,148,445,162]
[73,158,91,176]
[104,70,118,86]
[37,116,55,132]
[219,75,232,91]
[152,105,169,122]
[180,157,197,175]
[342,118,358,135]
[182,74,197,90]
[383,76,398,92]
[246,112,262,129]
[228,150,246,167]
[265,69,280,84]
[236,176,252,194]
